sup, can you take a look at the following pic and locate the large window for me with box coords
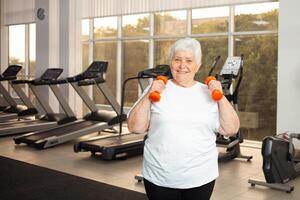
[94,17,117,39]
[9,25,25,74]
[122,14,150,37]
[155,10,187,36]
[81,1,279,141]
[234,2,279,140]
[192,7,229,34]
[8,23,36,99]
[94,41,117,104]
[235,2,278,32]
[29,24,36,80]
[123,40,149,107]
[235,35,278,140]
[155,39,176,66]
[194,37,228,81]
[93,17,118,105]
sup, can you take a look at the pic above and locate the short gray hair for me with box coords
[169,38,202,67]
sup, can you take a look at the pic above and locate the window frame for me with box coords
[83,4,278,103]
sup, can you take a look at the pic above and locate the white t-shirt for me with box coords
[142,80,220,189]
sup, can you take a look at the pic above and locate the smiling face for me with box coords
[170,50,200,87]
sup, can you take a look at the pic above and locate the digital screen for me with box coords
[40,68,63,80]
[2,65,22,77]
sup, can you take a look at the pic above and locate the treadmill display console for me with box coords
[2,65,22,77]
[84,61,108,78]
[40,68,63,80]
[220,57,242,77]
[139,64,172,79]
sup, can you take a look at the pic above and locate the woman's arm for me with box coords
[127,79,166,133]
[127,95,152,133]
[217,97,240,136]
[209,80,240,136]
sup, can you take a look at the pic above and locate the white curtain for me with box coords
[1,0,35,25]
[79,0,276,18]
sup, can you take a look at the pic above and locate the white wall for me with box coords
[277,1,300,134]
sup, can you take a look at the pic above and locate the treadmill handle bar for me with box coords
[119,76,152,135]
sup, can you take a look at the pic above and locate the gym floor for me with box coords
[0,134,300,200]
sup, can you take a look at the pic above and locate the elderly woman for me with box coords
[127,38,239,200]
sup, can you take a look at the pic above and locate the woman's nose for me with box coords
[178,61,186,68]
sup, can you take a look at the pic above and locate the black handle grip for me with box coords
[138,64,172,79]
[77,77,105,86]
[48,79,68,85]
[11,79,34,84]
[0,76,17,81]
[32,79,52,85]
[77,79,95,86]
[67,75,85,82]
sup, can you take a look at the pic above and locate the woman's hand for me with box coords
[148,79,167,96]
[208,80,223,95]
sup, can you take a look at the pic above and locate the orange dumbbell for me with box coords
[149,75,168,102]
[205,76,223,101]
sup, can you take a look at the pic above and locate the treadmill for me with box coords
[0,65,22,112]
[0,65,38,121]
[14,61,126,149]
[0,68,76,136]
[73,64,172,160]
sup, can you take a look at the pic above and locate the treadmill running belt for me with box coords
[75,133,146,160]
[22,120,99,141]
[85,133,145,147]
[0,120,41,128]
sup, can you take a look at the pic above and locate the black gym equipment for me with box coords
[14,61,126,149]
[0,65,38,121]
[248,133,300,193]
[73,64,172,160]
[0,65,22,112]
[209,55,253,162]
[0,68,76,136]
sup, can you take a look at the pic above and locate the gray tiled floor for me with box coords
[1,135,300,200]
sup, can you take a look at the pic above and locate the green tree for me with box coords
[236,35,277,140]
[235,9,278,31]
[192,18,228,34]
[122,16,149,36]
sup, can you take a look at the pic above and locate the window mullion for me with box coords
[228,6,234,57]
[116,16,122,103]
[149,13,155,69]
[25,24,30,95]
[187,9,192,36]
[88,19,94,99]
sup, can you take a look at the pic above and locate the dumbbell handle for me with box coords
[149,75,168,102]
[205,76,223,101]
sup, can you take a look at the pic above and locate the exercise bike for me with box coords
[208,55,253,162]
[248,133,300,193]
